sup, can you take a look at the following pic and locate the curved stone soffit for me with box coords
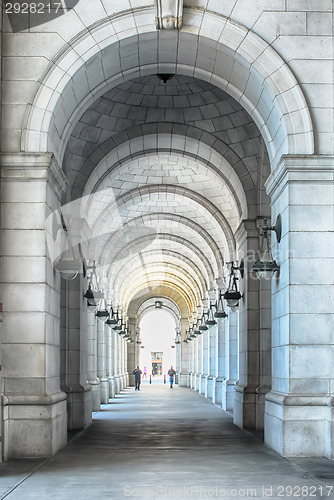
[118,267,202,309]
[123,278,197,313]
[136,297,181,327]
[22,8,314,169]
[113,258,205,301]
[127,288,188,318]
[81,128,249,221]
[104,234,211,292]
[121,248,209,294]
[104,230,216,287]
[89,184,231,269]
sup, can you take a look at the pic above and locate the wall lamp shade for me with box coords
[253,260,280,281]
[84,286,104,311]
[96,309,109,322]
[205,303,217,326]
[253,215,282,281]
[55,258,81,280]
[223,290,242,308]
[223,261,244,309]
[199,312,209,331]
[214,292,228,318]
[105,307,117,327]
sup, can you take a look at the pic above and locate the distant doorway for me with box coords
[139,310,176,380]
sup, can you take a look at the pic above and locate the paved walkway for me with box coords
[0,384,334,499]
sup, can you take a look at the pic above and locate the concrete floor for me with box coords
[1,384,334,499]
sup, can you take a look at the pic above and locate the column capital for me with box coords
[1,152,67,197]
[266,154,334,199]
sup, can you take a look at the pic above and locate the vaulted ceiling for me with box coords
[64,74,270,322]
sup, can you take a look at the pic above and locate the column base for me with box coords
[2,392,67,459]
[265,392,327,457]
[63,384,92,431]
[179,371,190,387]
[213,377,225,405]
[200,375,207,394]
[115,375,120,394]
[189,372,196,389]
[255,385,271,430]
[88,378,101,411]
[233,383,257,429]
[222,379,236,411]
[109,376,116,398]
[100,378,109,404]
[205,375,214,400]
[196,373,201,392]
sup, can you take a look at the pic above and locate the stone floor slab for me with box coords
[0,385,334,499]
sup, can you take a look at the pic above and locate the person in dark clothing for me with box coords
[132,366,142,390]
[168,366,176,388]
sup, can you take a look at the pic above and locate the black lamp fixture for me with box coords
[175,330,181,344]
[96,304,109,322]
[214,291,228,318]
[105,306,117,328]
[205,302,217,326]
[155,300,163,309]
[83,261,104,312]
[199,312,209,332]
[253,215,282,281]
[52,211,81,280]
[113,309,122,331]
[223,261,244,309]
[193,318,202,336]
[157,73,175,84]
[119,321,127,336]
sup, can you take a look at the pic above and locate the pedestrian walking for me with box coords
[132,366,143,390]
[168,366,176,388]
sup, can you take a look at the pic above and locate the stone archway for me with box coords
[3,4,331,462]
[22,9,313,168]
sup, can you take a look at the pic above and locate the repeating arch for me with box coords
[22,9,313,169]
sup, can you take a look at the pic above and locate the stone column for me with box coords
[87,312,100,411]
[201,331,209,394]
[214,318,226,405]
[121,337,127,389]
[189,337,196,389]
[257,278,272,429]
[175,330,181,385]
[105,324,112,399]
[234,220,261,429]
[192,337,198,391]
[61,276,92,431]
[0,153,67,459]
[0,305,3,461]
[114,330,120,394]
[179,319,190,386]
[207,325,216,401]
[124,339,129,387]
[196,334,202,392]
[265,156,334,458]
[127,319,137,387]
[108,324,116,398]
[97,320,108,403]
[222,311,239,411]
[118,334,123,391]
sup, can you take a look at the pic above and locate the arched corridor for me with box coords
[0,386,332,499]
[0,0,333,464]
